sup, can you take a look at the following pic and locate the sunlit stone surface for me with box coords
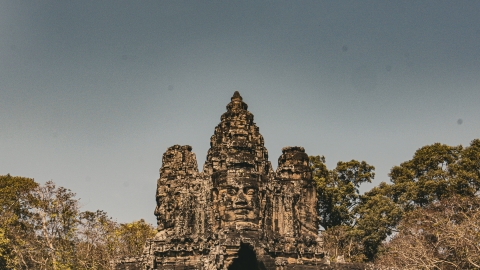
[115,92,327,270]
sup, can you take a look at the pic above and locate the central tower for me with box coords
[118,92,325,270]
[204,91,273,236]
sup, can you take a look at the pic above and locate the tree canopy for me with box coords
[0,175,156,270]
[310,156,375,230]
[377,196,480,269]
[2,139,479,267]
[382,141,480,210]
[311,139,480,263]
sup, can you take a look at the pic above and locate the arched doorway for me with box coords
[228,243,266,270]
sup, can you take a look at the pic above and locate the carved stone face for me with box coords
[154,187,175,230]
[218,183,259,223]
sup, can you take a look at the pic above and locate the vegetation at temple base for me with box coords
[1,138,479,268]
[376,196,480,269]
[310,156,400,262]
[0,175,156,270]
[311,139,480,265]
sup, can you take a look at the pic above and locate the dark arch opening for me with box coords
[228,243,266,270]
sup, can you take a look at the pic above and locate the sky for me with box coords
[1,1,479,225]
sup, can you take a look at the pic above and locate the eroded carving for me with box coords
[115,92,326,270]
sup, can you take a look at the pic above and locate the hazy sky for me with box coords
[1,1,479,225]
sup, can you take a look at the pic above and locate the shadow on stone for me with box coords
[228,243,266,270]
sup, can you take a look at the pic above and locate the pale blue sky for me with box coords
[1,1,479,225]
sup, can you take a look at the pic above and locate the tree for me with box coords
[0,175,157,269]
[310,156,375,230]
[114,219,156,259]
[366,139,480,263]
[455,139,480,195]
[385,140,480,211]
[76,210,118,269]
[353,192,402,261]
[0,227,12,269]
[0,174,38,269]
[29,180,81,269]
[76,212,156,269]
[321,225,364,262]
[387,143,463,209]
[376,196,480,269]
[310,156,376,262]
[317,183,402,262]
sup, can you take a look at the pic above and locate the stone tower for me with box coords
[115,92,325,270]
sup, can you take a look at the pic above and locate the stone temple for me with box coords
[116,92,328,269]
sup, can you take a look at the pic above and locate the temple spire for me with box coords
[204,91,271,176]
[231,91,242,101]
[226,91,248,111]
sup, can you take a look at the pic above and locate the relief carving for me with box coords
[115,92,326,270]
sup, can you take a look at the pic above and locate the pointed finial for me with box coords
[231,91,242,101]
[226,91,248,111]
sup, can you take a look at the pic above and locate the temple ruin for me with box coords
[115,91,328,269]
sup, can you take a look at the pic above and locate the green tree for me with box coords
[114,219,156,259]
[353,192,402,261]
[384,140,480,210]
[455,139,480,195]
[1,175,157,269]
[310,156,375,229]
[0,174,38,269]
[0,228,12,269]
[372,139,480,219]
[76,213,157,269]
[369,139,480,263]
[387,143,463,209]
[310,156,376,262]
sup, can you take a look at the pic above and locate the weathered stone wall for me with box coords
[264,146,322,264]
[154,145,212,241]
[116,92,331,270]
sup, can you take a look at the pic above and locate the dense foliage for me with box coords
[0,175,156,270]
[311,139,480,264]
[310,156,399,262]
[376,196,480,269]
[2,139,479,268]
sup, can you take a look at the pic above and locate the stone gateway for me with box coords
[115,92,328,270]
